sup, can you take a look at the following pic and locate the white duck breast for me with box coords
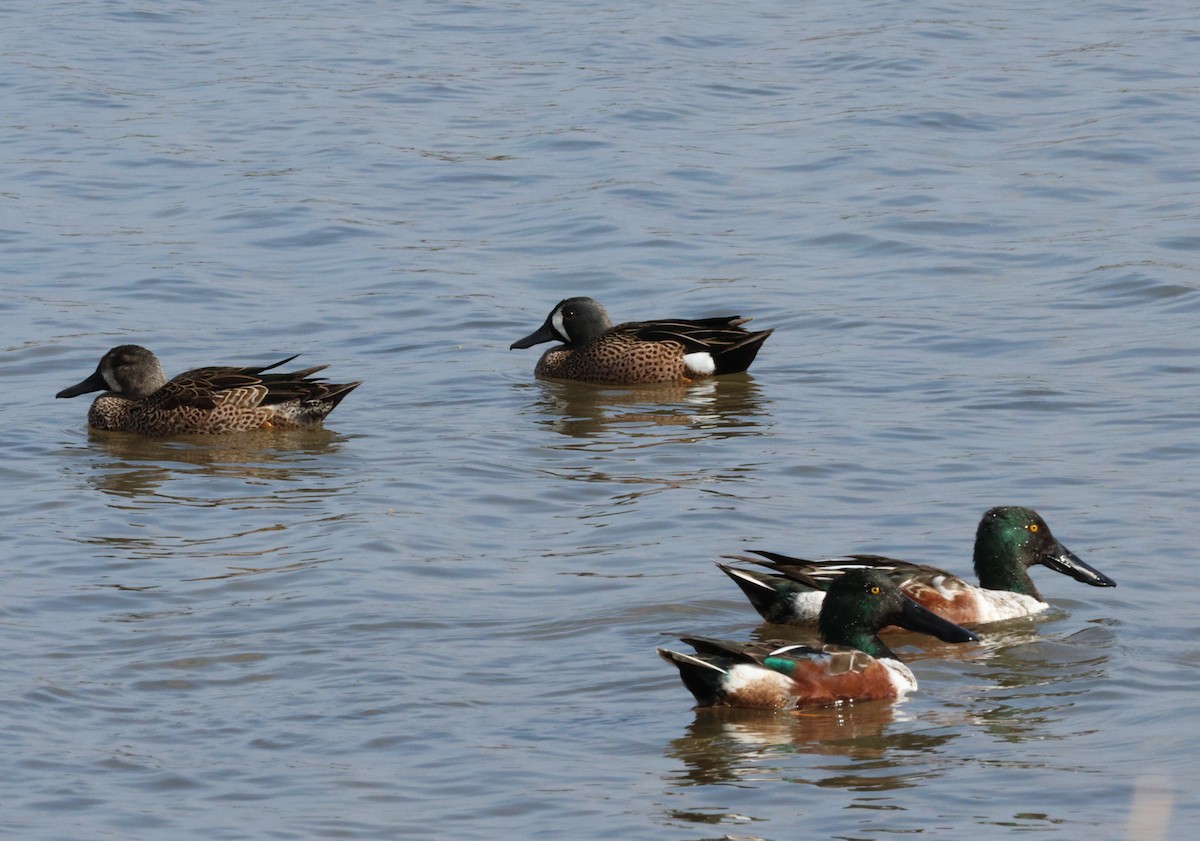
[969,588,1048,623]
[880,658,918,697]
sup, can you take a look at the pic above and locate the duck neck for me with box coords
[975,541,1042,598]
[820,617,898,660]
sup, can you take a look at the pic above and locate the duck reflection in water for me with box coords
[664,702,962,790]
[519,376,769,441]
[65,428,350,500]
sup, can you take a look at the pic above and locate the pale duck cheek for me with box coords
[682,352,715,376]
[972,590,1047,623]
[101,361,120,392]
[879,659,919,697]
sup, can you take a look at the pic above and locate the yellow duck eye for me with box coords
[1029,524,1039,533]
[869,586,881,595]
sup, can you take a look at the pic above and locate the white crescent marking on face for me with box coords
[101,361,120,392]
[551,308,568,342]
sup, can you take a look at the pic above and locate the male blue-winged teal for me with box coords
[510,297,773,384]
[659,568,978,710]
[720,506,1116,627]
[56,345,361,435]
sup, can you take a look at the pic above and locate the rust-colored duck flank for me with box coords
[57,345,360,435]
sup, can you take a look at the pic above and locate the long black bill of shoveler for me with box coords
[897,596,979,643]
[56,367,109,399]
[1040,541,1116,587]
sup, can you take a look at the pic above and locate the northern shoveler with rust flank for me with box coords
[659,568,978,710]
[509,296,772,384]
[721,506,1116,627]
[56,345,361,435]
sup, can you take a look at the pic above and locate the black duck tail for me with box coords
[712,328,773,374]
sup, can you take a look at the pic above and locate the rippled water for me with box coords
[3,1,1197,838]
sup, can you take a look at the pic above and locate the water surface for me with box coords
[2,1,1197,838]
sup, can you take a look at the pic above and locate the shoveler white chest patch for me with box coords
[880,658,918,697]
[682,351,715,376]
[971,589,1047,623]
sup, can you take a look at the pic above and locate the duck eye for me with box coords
[1028,524,1039,533]
[869,585,880,595]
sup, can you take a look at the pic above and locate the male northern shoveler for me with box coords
[509,297,772,384]
[659,568,978,710]
[56,345,361,435]
[720,506,1116,627]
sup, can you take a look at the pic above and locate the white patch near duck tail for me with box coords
[789,591,826,623]
[972,589,1047,623]
[724,662,794,695]
[879,658,919,697]
[551,308,569,342]
[683,351,716,376]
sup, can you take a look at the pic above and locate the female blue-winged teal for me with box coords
[510,297,773,384]
[659,568,978,710]
[56,345,361,435]
[720,506,1116,627]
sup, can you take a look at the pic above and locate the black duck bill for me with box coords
[1040,541,1117,587]
[509,315,559,350]
[897,597,979,643]
[56,367,110,399]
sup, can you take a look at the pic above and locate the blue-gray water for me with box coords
[3,1,1196,838]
